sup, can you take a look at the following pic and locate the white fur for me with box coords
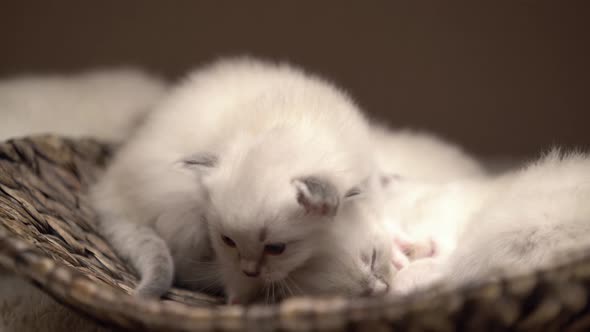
[390,150,590,294]
[287,195,395,299]
[0,69,167,142]
[91,57,379,303]
[371,126,486,183]
[372,125,488,269]
[444,150,590,285]
[383,177,493,260]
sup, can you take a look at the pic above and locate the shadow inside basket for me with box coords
[0,135,222,307]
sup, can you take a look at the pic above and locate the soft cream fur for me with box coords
[288,195,395,299]
[91,57,382,303]
[0,69,167,142]
[371,125,486,182]
[372,125,488,268]
[390,150,590,294]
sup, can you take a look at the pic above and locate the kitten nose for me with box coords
[240,260,260,278]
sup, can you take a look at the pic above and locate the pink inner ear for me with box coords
[297,193,335,217]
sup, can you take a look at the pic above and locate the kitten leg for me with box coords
[98,218,174,298]
[390,258,444,296]
[408,237,439,260]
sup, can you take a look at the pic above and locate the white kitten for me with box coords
[0,69,167,142]
[391,149,590,294]
[287,193,395,299]
[91,57,379,303]
[242,191,395,302]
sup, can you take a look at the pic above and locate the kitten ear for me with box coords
[379,173,402,189]
[292,176,340,217]
[180,152,218,171]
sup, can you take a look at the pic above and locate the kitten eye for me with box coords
[361,253,371,265]
[221,235,236,247]
[370,248,377,270]
[264,243,286,255]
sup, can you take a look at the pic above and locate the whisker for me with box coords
[279,280,289,299]
[283,278,294,297]
[287,276,304,296]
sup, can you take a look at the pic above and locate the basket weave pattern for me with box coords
[1,135,590,331]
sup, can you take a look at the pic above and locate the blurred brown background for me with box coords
[1,1,588,158]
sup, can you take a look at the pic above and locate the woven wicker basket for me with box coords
[1,135,590,331]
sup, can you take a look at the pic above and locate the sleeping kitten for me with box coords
[391,149,590,294]
[0,69,167,142]
[285,193,395,299]
[91,57,380,303]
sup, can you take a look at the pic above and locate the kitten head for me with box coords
[330,198,395,296]
[285,217,395,299]
[181,151,356,302]
[351,225,395,296]
[204,173,341,282]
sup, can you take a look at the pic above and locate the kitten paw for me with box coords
[391,258,444,295]
[391,247,410,270]
[393,234,439,261]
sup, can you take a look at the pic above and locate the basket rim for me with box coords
[0,224,460,329]
[4,223,589,331]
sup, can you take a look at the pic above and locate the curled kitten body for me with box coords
[391,150,590,294]
[92,57,377,301]
[443,150,590,286]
